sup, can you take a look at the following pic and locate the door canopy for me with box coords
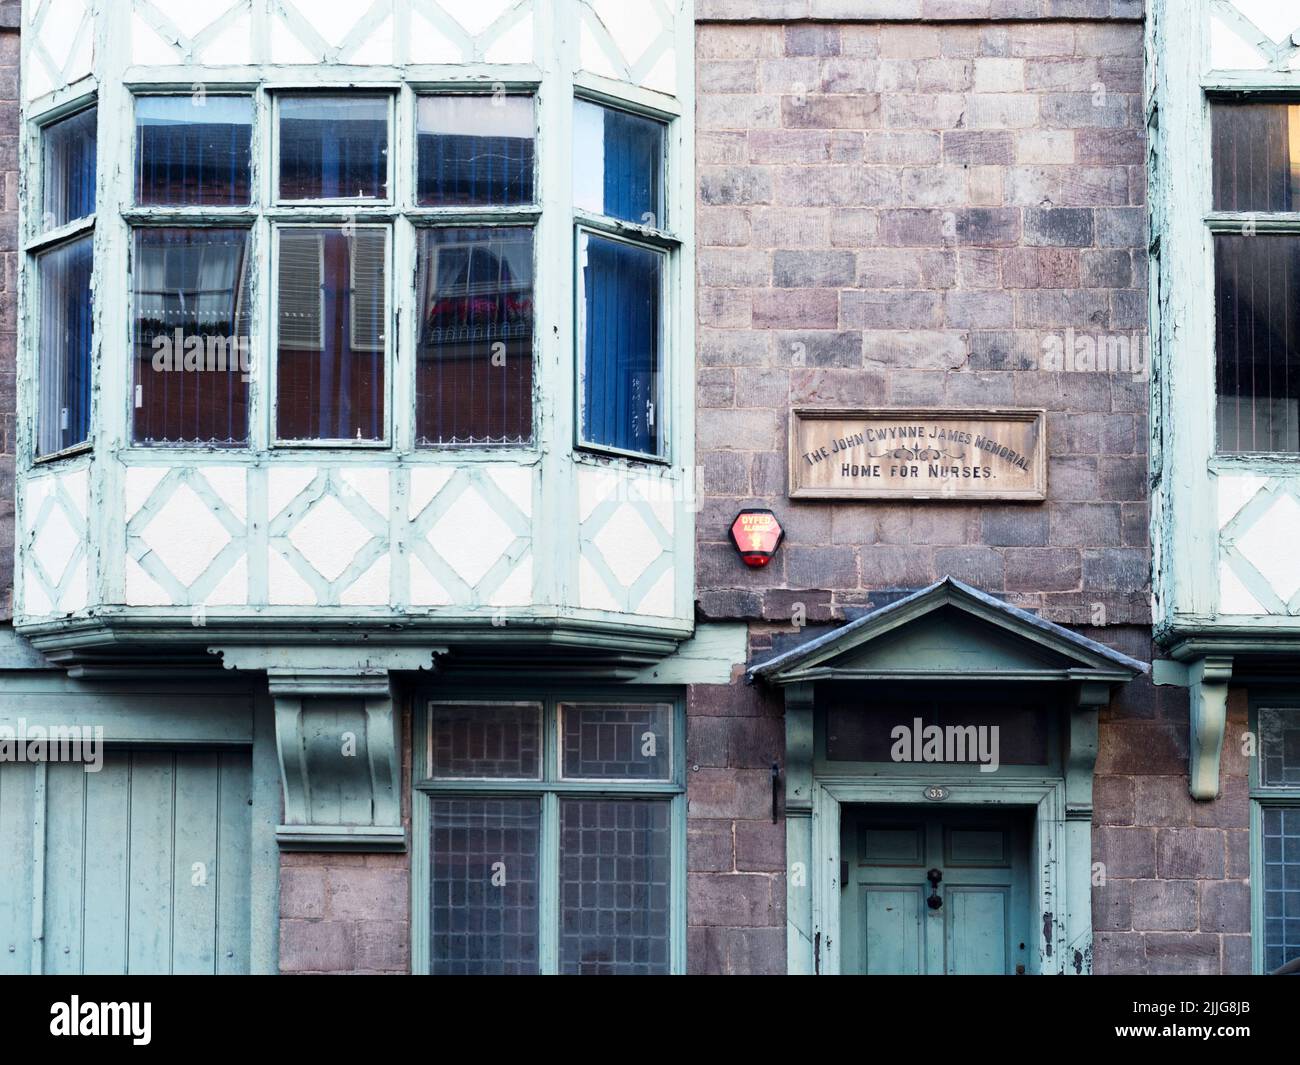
[747,577,1147,687]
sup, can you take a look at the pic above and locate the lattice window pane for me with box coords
[429,798,541,975]
[135,95,253,207]
[275,226,387,441]
[1262,805,1300,973]
[1261,707,1300,788]
[428,702,542,780]
[37,235,94,456]
[42,106,96,231]
[278,95,389,201]
[559,798,671,975]
[132,227,252,446]
[415,227,534,446]
[574,100,664,228]
[417,95,535,207]
[560,703,672,780]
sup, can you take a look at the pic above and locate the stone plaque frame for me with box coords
[789,407,1047,502]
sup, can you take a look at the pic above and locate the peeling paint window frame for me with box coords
[572,94,677,466]
[26,96,100,465]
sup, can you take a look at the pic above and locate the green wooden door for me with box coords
[0,749,252,974]
[840,806,1032,975]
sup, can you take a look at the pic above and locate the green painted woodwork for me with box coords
[841,808,1032,976]
[0,749,252,974]
[757,579,1135,975]
[1247,697,1300,974]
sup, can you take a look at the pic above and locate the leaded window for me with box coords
[1253,705,1300,973]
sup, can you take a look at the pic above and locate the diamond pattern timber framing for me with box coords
[25,0,95,101]
[577,0,676,94]
[577,468,674,617]
[1209,0,1300,72]
[22,467,90,618]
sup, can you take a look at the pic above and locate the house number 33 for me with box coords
[923,786,950,801]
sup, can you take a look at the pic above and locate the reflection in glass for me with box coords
[42,107,97,230]
[416,227,534,446]
[574,100,664,227]
[132,228,252,446]
[276,227,387,441]
[38,236,94,456]
[417,95,535,206]
[428,702,542,779]
[136,95,253,206]
[278,95,388,201]
[560,703,672,780]
[1212,102,1300,213]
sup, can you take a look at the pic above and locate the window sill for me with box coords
[32,441,92,466]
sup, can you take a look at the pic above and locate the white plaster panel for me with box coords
[196,9,254,65]
[1235,492,1300,602]
[639,567,674,617]
[409,555,452,606]
[579,555,621,613]
[1227,0,1300,43]
[268,550,316,605]
[1210,14,1273,70]
[126,467,169,521]
[484,12,533,64]
[408,11,463,63]
[488,554,532,606]
[269,467,316,519]
[1220,561,1266,615]
[1217,472,1268,529]
[126,555,171,606]
[30,491,79,589]
[147,0,226,41]
[132,11,182,67]
[486,465,533,516]
[591,503,662,588]
[579,0,676,91]
[202,466,248,525]
[22,469,90,618]
[140,481,232,587]
[409,467,453,518]
[429,485,517,587]
[287,493,373,582]
[341,554,390,605]
[340,467,390,520]
[207,555,248,607]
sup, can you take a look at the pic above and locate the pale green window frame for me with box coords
[1249,697,1300,975]
[24,93,100,466]
[411,690,687,975]
[572,92,680,466]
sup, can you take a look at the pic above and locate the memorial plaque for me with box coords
[790,408,1046,501]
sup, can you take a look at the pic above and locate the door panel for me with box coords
[0,749,252,975]
[842,806,1032,975]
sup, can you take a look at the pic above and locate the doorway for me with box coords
[840,805,1033,975]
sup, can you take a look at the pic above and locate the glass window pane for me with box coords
[579,233,663,456]
[37,236,93,456]
[1260,708,1300,788]
[1214,234,1300,453]
[417,95,535,207]
[135,95,253,207]
[42,106,97,231]
[1212,102,1300,213]
[560,703,672,780]
[428,702,541,779]
[574,100,665,227]
[276,226,387,441]
[132,228,252,446]
[278,95,389,201]
[429,798,540,975]
[559,799,671,975]
[416,227,534,446]
[1262,805,1300,973]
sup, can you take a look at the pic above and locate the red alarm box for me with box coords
[730,509,784,568]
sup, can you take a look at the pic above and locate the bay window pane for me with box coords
[132,228,252,446]
[42,106,97,231]
[559,799,671,975]
[560,703,672,780]
[278,95,389,201]
[135,95,253,206]
[276,226,387,442]
[428,702,541,779]
[417,95,535,207]
[1212,102,1300,213]
[579,233,663,456]
[416,227,534,446]
[1214,233,1300,452]
[1262,806,1300,973]
[430,798,541,975]
[574,100,664,227]
[37,236,93,456]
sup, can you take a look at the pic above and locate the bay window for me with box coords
[417,698,684,975]
[1211,100,1300,454]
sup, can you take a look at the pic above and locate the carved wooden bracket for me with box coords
[1188,655,1233,801]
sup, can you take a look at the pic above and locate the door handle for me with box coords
[926,868,943,910]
